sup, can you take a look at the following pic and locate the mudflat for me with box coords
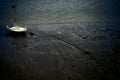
[0,23,120,80]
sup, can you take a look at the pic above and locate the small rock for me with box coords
[28,32,34,36]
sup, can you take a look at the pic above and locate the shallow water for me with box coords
[0,23,120,80]
[1,0,120,24]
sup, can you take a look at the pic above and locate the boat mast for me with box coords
[11,4,17,25]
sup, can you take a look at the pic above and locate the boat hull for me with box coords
[7,26,27,38]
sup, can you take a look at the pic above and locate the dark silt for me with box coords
[0,23,120,80]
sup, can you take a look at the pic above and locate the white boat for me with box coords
[7,25,27,38]
[7,25,27,32]
[7,4,27,33]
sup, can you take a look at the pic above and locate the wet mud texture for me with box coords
[0,23,120,80]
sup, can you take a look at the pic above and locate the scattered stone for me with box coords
[28,32,34,36]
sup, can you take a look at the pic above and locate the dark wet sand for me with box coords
[0,23,120,80]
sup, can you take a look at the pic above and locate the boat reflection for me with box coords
[7,31,26,39]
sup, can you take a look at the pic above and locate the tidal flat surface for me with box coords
[0,23,120,80]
